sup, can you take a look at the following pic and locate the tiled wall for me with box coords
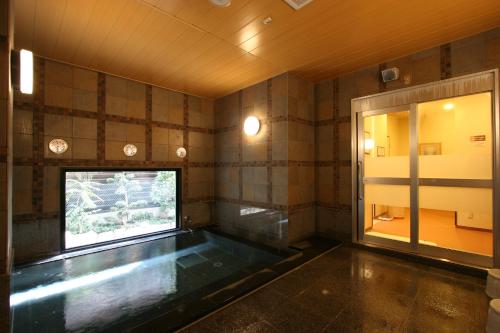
[1,0,13,330]
[12,57,215,262]
[214,73,315,247]
[314,27,500,241]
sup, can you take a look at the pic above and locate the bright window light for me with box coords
[20,49,33,94]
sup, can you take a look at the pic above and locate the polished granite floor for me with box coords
[180,246,489,333]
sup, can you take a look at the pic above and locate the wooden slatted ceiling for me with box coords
[14,0,500,98]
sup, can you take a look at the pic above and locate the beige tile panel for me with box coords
[45,60,72,87]
[72,138,97,159]
[338,166,352,206]
[13,166,32,191]
[45,84,72,108]
[73,89,97,112]
[73,117,97,139]
[13,109,33,134]
[73,67,97,92]
[152,127,169,144]
[315,80,333,121]
[44,114,73,137]
[288,207,315,244]
[183,202,212,227]
[13,133,32,158]
[152,88,183,124]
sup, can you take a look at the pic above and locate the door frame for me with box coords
[351,69,500,268]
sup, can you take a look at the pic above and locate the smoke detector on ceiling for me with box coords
[210,0,231,7]
[283,0,314,10]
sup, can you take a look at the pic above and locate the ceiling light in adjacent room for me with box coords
[176,147,187,158]
[244,116,260,136]
[210,0,231,7]
[443,103,454,110]
[48,139,68,154]
[123,144,138,157]
[20,49,33,94]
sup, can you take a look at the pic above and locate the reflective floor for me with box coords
[182,246,489,333]
[11,230,290,333]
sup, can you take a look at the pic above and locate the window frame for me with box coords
[60,167,182,252]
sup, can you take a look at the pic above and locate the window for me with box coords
[63,169,180,249]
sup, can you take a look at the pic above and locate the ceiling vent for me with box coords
[282,0,314,10]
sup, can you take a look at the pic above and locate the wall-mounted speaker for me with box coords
[381,67,400,83]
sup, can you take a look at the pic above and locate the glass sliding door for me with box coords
[353,70,498,267]
[417,93,493,259]
[358,107,412,250]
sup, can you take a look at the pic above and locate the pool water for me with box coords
[11,230,290,332]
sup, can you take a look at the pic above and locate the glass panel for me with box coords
[418,186,493,256]
[363,111,410,178]
[417,92,492,179]
[65,170,178,249]
[364,184,410,243]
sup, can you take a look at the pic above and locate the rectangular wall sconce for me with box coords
[20,49,33,94]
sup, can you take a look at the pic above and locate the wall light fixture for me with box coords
[243,116,260,136]
[20,49,33,94]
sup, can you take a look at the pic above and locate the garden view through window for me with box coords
[64,169,179,249]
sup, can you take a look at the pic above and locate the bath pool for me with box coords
[11,229,295,332]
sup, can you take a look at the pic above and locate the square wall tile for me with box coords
[73,68,97,92]
[105,121,127,141]
[13,109,33,134]
[152,88,183,124]
[73,117,97,139]
[45,61,72,87]
[72,138,97,159]
[73,89,97,112]
[45,114,73,137]
[315,80,333,121]
[13,133,32,158]
[45,84,72,108]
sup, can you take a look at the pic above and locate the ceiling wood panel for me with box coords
[14,0,500,97]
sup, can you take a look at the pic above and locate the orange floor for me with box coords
[367,208,493,256]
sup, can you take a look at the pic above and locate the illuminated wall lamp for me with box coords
[364,138,375,153]
[20,49,33,94]
[243,116,260,136]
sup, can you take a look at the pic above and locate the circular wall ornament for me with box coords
[123,144,138,157]
[48,138,68,154]
[176,147,187,158]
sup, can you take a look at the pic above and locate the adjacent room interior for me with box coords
[1,0,500,332]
